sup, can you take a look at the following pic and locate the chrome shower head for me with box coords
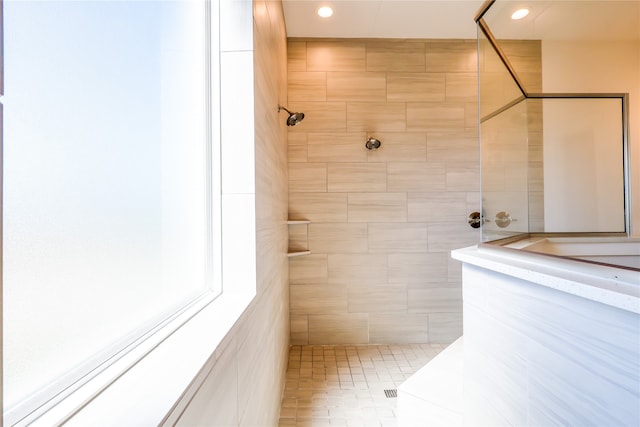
[278,105,305,126]
[365,137,381,150]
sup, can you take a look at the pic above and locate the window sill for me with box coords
[26,290,255,426]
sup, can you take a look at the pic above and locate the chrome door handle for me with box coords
[495,211,517,228]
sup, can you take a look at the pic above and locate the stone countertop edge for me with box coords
[451,245,640,314]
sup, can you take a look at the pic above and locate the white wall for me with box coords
[542,40,640,235]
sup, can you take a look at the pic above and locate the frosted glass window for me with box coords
[3,0,213,413]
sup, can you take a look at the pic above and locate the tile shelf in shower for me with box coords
[287,250,311,258]
[287,219,311,257]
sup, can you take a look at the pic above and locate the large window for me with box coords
[3,0,216,421]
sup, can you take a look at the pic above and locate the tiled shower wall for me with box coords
[286,39,482,345]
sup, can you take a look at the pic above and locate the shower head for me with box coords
[365,137,382,150]
[278,105,305,126]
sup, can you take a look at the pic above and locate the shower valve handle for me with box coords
[468,212,488,229]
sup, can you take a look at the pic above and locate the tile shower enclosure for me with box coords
[286,39,542,345]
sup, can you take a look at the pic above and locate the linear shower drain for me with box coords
[384,389,398,398]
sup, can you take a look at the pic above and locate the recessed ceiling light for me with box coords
[317,6,333,18]
[511,8,529,20]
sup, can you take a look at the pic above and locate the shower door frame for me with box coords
[475,0,632,240]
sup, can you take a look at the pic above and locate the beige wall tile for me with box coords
[482,166,506,193]
[289,193,348,223]
[428,313,463,343]
[527,99,543,132]
[328,253,388,285]
[366,132,428,162]
[307,41,366,72]
[348,192,407,223]
[289,163,327,192]
[427,222,478,252]
[504,164,528,191]
[426,40,476,73]
[465,101,478,129]
[529,191,545,232]
[387,162,446,192]
[291,284,348,315]
[348,285,408,313]
[447,256,462,285]
[327,163,387,192]
[288,71,326,101]
[289,254,328,285]
[408,287,462,313]
[347,102,407,132]
[499,40,542,92]
[446,162,480,192]
[288,40,306,71]
[177,340,239,426]
[407,103,465,131]
[387,73,445,102]
[445,72,477,103]
[308,223,368,253]
[369,313,429,343]
[289,193,347,223]
[427,131,478,163]
[518,72,543,93]
[287,102,347,132]
[368,223,428,253]
[308,132,368,163]
[308,314,369,344]
[286,37,539,346]
[479,70,523,118]
[290,315,309,345]
[407,192,467,222]
[388,253,449,285]
[327,72,386,101]
[466,191,481,213]
[288,133,308,163]
[366,41,426,72]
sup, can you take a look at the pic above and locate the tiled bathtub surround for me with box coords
[287,39,483,345]
[278,343,446,426]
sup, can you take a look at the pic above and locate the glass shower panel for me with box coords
[527,98,544,232]
[477,0,631,239]
[541,97,625,232]
[481,0,547,94]
[478,24,524,119]
[481,100,530,242]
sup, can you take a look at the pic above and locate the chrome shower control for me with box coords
[468,212,482,228]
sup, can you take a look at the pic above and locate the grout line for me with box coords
[278,343,444,426]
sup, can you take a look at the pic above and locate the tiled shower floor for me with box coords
[278,344,446,427]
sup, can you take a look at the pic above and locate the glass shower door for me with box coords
[478,28,530,242]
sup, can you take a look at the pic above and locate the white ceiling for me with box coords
[282,0,484,39]
[282,0,640,41]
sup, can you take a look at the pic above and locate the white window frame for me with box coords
[2,0,257,424]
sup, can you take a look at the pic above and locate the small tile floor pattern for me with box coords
[278,344,446,427]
